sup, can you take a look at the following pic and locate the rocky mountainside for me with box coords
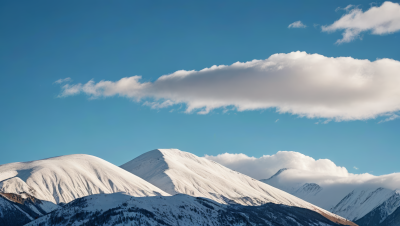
[0,192,58,225]
[26,193,355,226]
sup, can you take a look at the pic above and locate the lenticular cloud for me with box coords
[59,51,400,121]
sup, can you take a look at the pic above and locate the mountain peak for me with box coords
[0,177,36,197]
[266,168,290,180]
[295,183,322,196]
[121,149,349,224]
[259,168,291,184]
[121,148,222,195]
[0,154,169,204]
[153,148,201,160]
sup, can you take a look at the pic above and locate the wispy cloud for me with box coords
[354,166,359,170]
[143,100,175,109]
[322,1,400,43]
[57,51,400,121]
[378,114,399,123]
[288,21,307,28]
[335,4,355,12]
[54,77,72,84]
[58,83,82,97]
[275,119,279,123]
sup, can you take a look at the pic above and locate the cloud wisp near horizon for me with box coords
[57,51,400,122]
[205,151,350,180]
[205,151,400,191]
[322,1,400,43]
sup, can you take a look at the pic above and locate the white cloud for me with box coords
[143,100,176,109]
[288,21,307,28]
[54,77,72,84]
[58,76,148,98]
[323,119,332,124]
[205,151,400,197]
[58,51,400,121]
[205,150,400,213]
[275,119,279,123]
[58,84,81,97]
[335,4,355,12]
[322,1,400,43]
[378,114,399,123]
[204,151,349,180]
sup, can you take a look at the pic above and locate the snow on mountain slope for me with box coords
[355,190,400,226]
[0,177,36,197]
[121,149,353,225]
[294,183,323,198]
[332,187,396,221]
[261,167,400,224]
[261,168,369,210]
[0,154,169,204]
[27,193,354,226]
[376,206,400,226]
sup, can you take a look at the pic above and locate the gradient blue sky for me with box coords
[1,0,399,175]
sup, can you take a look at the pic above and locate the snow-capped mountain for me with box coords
[261,168,400,225]
[121,149,352,225]
[332,187,397,221]
[263,170,322,200]
[267,168,289,180]
[294,183,323,198]
[355,190,400,226]
[0,154,169,204]
[0,192,58,225]
[261,168,355,210]
[0,177,36,196]
[0,150,358,225]
[27,192,355,226]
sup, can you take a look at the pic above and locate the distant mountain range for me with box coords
[262,168,400,226]
[0,149,365,225]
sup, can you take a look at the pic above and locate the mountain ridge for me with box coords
[121,148,353,225]
[0,154,169,204]
[27,193,356,226]
[0,150,357,226]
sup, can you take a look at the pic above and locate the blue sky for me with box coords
[1,0,399,176]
